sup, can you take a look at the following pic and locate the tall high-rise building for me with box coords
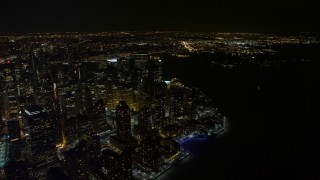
[138,107,152,129]
[152,94,166,129]
[118,149,132,180]
[76,114,93,139]
[63,116,77,144]
[6,119,21,141]
[63,140,88,179]
[101,148,132,180]
[63,135,102,180]
[91,99,108,133]
[7,119,22,162]
[138,137,161,171]
[0,138,9,178]
[133,54,149,66]
[0,75,4,121]
[28,49,40,104]
[115,101,131,142]
[168,86,186,123]
[75,84,93,116]
[22,105,58,178]
[62,92,77,117]
[38,71,55,112]
[0,61,19,118]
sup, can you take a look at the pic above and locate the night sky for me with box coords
[0,0,319,32]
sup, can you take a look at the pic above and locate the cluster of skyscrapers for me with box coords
[0,37,222,180]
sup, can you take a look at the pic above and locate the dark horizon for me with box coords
[0,0,319,33]
[0,31,319,36]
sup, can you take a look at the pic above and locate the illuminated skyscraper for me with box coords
[0,61,19,118]
[168,81,186,123]
[138,137,161,171]
[115,101,131,142]
[22,105,59,178]
[38,71,55,112]
[101,148,132,180]
[62,91,77,117]
[152,94,166,128]
[75,84,93,116]
[63,140,88,179]
[76,114,93,139]
[91,99,108,133]
[138,107,152,129]
[28,49,39,104]
[133,53,149,66]
[63,134,102,179]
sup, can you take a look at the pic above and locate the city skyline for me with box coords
[0,32,229,179]
[0,30,319,179]
[0,0,319,176]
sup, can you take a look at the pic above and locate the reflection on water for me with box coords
[156,119,229,180]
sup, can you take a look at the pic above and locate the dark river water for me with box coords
[157,53,320,180]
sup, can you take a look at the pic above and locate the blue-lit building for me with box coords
[0,140,10,178]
